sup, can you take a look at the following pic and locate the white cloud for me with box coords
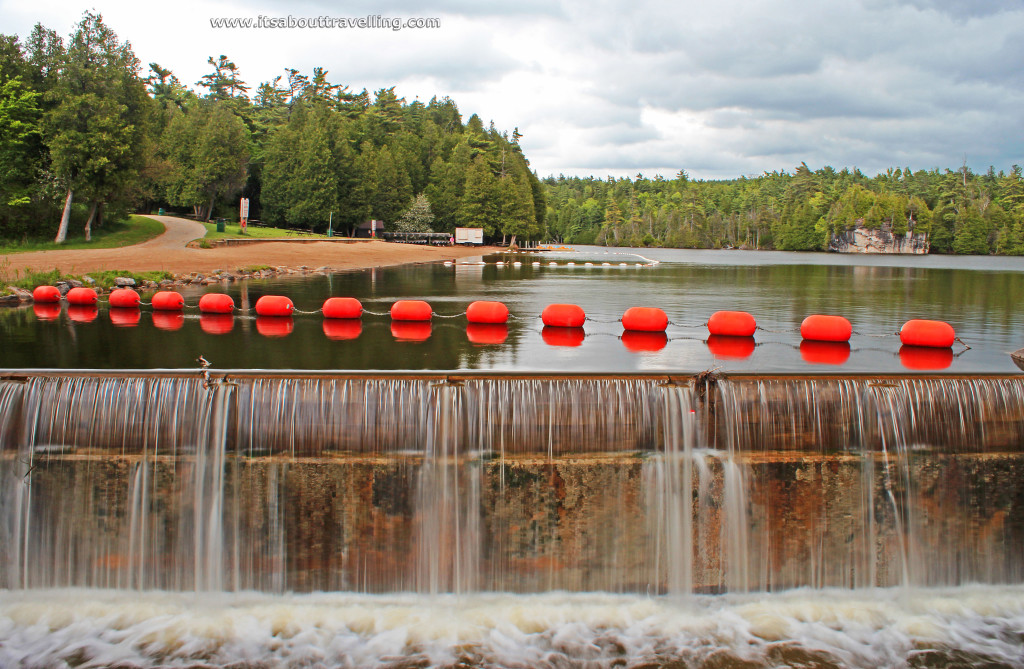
[1,0,1021,179]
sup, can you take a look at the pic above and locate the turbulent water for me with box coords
[2,373,1024,667]
[3,587,1024,668]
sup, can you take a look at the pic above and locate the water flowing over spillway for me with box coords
[2,372,1024,667]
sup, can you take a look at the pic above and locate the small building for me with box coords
[355,219,384,239]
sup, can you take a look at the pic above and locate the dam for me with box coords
[1,371,1023,667]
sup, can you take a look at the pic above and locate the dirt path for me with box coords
[5,215,493,276]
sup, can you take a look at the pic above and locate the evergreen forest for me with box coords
[2,12,1022,255]
[0,13,544,244]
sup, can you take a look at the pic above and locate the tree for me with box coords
[197,55,249,100]
[0,37,43,237]
[287,105,337,228]
[371,144,412,223]
[458,155,498,234]
[43,12,150,243]
[392,193,435,232]
[164,101,249,220]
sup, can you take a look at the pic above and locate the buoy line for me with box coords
[30,286,972,359]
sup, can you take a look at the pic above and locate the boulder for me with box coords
[1012,349,1024,372]
[6,286,33,302]
[114,277,136,287]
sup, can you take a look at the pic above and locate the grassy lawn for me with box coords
[201,222,340,240]
[0,215,165,254]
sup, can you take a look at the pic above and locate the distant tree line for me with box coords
[543,162,1024,254]
[0,12,545,244]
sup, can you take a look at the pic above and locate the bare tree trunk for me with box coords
[84,202,98,242]
[55,188,73,244]
[206,194,216,222]
[97,202,104,228]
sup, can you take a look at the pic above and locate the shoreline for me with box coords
[3,237,496,277]
[2,238,499,302]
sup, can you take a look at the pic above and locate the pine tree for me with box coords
[45,12,151,242]
[458,155,498,234]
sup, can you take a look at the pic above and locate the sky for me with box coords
[1,0,1022,181]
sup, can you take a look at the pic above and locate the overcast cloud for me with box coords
[1,0,1021,179]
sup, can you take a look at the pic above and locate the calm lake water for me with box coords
[2,246,1023,373]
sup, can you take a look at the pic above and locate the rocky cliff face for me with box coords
[830,224,929,254]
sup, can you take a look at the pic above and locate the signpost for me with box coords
[239,197,249,234]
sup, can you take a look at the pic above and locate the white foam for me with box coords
[2,586,1023,668]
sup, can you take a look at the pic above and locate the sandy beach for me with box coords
[4,216,495,277]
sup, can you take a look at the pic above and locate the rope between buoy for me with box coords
[851,330,896,338]
[292,308,322,315]
[361,309,390,317]
[755,325,799,334]
[955,336,972,350]
[667,320,710,329]
[432,311,468,319]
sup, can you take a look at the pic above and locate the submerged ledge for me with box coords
[2,368,1022,380]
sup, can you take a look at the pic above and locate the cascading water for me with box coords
[1,372,1024,667]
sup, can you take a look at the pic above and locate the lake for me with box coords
[1,245,1022,373]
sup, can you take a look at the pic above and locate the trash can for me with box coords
[158,208,165,215]
[216,218,226,233]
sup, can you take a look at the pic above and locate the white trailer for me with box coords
[454,227,484,245]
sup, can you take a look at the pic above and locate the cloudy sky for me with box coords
[2,0,1022,180]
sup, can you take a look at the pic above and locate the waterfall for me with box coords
[2,373,1024,594]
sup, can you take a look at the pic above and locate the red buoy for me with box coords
[322,297,363,319]
[255,295,293,317]
[109,308,141,328]
[198,313,232,335]
[67,305,98,323]
[708,311,756,337]
[467,300,509,324]
[33,303,61,321]
[391,300,432,321]
[391,320,432,341]
[108,288,141,308]
[199,293,235,314]
[542,326,585,347]
[621,307,668,332]
[151,291,185,311]
[899,344,953,370]
[800,314,852,343]
[706,335,755,359]
[32,286,61,303]
[256,316,293,337]
[800,340,851,366]
[899,319,955,348]
[621,330,668,352]
[323,318,362,340]
[541,303,585,328]
[66,287,98,305]
[153,311,185,332]
[467,323,508,345]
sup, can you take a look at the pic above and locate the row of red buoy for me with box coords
[29,301,959,369]
[32,287,961,349]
